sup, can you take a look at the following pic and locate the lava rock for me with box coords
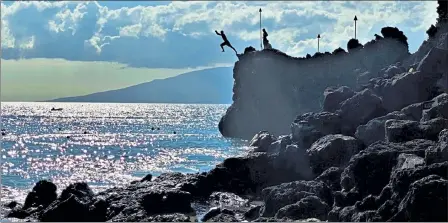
[260,180,332,217]
[291,112,342,148]
[425,129,448,164]
[315,167,343,191]
[250,131,277,152]
[390,175,447,221]
[59,182,94,203]
[421,93,448,121]
[337,88,387,134]
[323,86,355,112]
[40,194,90,222]
[355,111,412,146]
[275,195,330,220]
[385,118,448,142]
[23,180,57,210]
[307,134,362,174]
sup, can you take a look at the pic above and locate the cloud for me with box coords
[1,1,439,68]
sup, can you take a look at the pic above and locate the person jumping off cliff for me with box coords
[215,30,237,54]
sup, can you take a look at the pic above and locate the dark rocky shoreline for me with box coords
[3,8,448,223]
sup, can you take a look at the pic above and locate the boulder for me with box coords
[272,144,314,180]
[355,111,412,146]
[340,140,433,197]
[315,167,343,191]
[373,71,443,112]
[260,180,332,217]
[140,189,194,214]
[249,131,277,153]
[322,86,355,112]
[307,134,362,174]
[40,194,90,222]
[59,182,94,203]
[421,93,448,121]
[202,207,237,222]
[291,112,342,148]
[425,129,448,164]
[385,118,448,142]
[390,175,447,222]
[337,89,387,134]
[275,196,330,221]
[267,134,292,154]
[23,180,57,210]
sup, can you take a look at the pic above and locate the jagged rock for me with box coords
[340,140,434,197]
[322,86,355,112]
[250,131,277,152]
[141,174,153,182]
[315,167,343,191]
[23,180,57,210]
[140,189,194,214]
[337,89,387,134]
[291,112,342,148]
[202,207,237,222]
[385,118,448,142]
[307,134,362,174]
[40,194,90,222]
[260,180,332,217]
[394,153,425,170]
[421,93,448,121]
[272,144,314,180]
[384,65,406,78]
[425,129,448,164]
[390,175,447,221]
[356,111,412,146]
[244,205,262,221]
[208,191,249,213]
[59,182,94,203]
[275,195,330,221]
[373,71,443,112]
[400,101,426,121]
[417,47,448,75]
[267,135,292,154]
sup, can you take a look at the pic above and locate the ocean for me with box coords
[0,102,249,204]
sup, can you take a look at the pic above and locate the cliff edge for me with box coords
[219,30,411,139]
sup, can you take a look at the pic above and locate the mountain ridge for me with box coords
[48,67,233,104]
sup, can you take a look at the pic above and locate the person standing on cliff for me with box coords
[215,30,238,54]
[262,28,272,49]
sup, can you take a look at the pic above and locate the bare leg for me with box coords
[229,44,237,54]
[220,42,225,52]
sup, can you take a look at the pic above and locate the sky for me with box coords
[1,1,438,102]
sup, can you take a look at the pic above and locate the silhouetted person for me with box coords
[215,30,237,54]
[262,29,272,49]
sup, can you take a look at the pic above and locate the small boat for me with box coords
[50,107,63,111]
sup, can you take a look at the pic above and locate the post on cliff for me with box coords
[259,8,262,50]
[317,34,321,52]
[354,15,358,39]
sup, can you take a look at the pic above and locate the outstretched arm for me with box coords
[215,30,221,36]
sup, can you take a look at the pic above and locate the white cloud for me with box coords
[19,35,35,49]
[0,1,439,63]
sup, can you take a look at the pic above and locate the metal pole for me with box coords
[317,34,320,52]
[354,16,358,39]
[259,8,262,50]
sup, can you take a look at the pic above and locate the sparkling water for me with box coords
[1,102,249,204]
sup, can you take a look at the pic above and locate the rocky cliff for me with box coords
[219,27,443,139]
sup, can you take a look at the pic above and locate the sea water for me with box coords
[1,102,249,204]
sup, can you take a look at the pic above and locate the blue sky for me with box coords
[0,1,439,101]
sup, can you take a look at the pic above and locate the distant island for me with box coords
[48,67,233,104]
